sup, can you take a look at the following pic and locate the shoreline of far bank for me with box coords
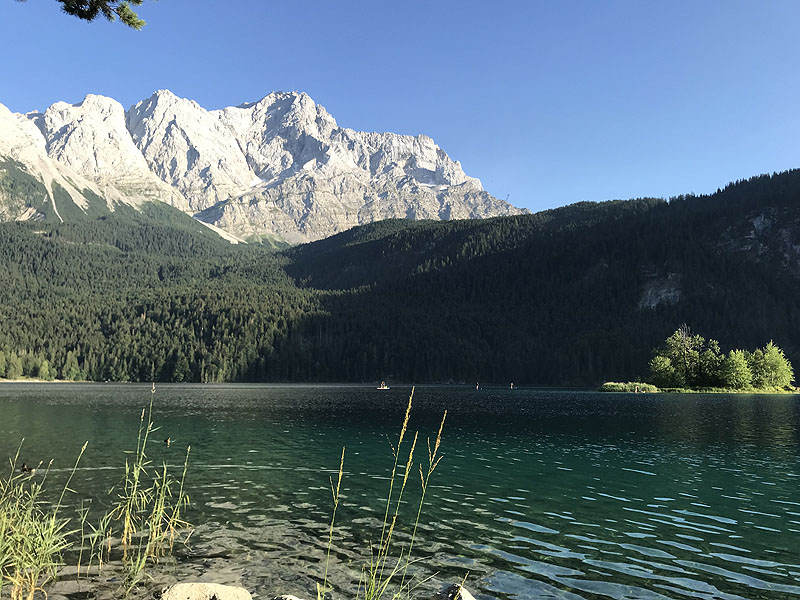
[600,381,799,394]
[1,378,799,395]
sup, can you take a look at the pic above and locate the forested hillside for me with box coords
[2,169,800,384]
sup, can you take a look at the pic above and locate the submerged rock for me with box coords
[159,582,252,600]
[431,583,477,600]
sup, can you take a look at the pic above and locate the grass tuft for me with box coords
[348,387,447,600]
[0,440,86,600]
[90,394,192,591]
[318,447,345,600]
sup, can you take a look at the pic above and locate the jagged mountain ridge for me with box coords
[0,90,525,242]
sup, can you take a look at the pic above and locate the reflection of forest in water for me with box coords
[655,393,799,449]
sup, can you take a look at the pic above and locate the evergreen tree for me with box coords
[38,359,54,381]
[61,351,82,381]
[54,0,146,28]
[5,353,23,380]
[3,167,800,386]
[172,353,191,383]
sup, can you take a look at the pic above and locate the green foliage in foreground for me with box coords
[55,0,146,29]
[0,400,191,599]
[1,390,449,600]
[0,443,85,600]
[648,325,794,391]
[319,388,449,600]
[90,395,191,591]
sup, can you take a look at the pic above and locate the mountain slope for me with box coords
[0,168,798,384]
[285,170,800,382]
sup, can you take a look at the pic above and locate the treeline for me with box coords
[0,350,57,380]
[2,168,800,384]
[649,325,794,391]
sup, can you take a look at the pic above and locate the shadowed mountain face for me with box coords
[0,168,799,385]
[0,91,524,243]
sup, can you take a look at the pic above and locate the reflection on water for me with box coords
[0,384,799,599]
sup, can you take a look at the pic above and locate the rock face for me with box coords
[28,94,188,210]
[1,90,526,242]
[0,102,101,221]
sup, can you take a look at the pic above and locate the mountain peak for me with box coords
[1,91,526,243]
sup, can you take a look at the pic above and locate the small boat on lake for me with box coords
[377,381,390,390]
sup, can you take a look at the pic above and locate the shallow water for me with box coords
[1,383,799,599]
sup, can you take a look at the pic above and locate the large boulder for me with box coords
[159,583,252,600]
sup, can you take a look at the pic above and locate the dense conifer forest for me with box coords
[2,169,800,385]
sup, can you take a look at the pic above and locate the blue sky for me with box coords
[1,0,799,213]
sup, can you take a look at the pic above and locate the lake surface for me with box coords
[1,383,799,600]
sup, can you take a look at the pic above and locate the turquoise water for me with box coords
[1,383,799,599]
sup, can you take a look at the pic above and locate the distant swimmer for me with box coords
[20,463,35,474]
[510,382,515,390]
[164,437,171,447]
[476,382,479,390]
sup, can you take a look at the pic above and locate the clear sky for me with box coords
[1,0,799,213]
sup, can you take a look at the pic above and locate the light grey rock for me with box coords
[28,94,188,210]
[431,583,477,600]
[159,582,252,600]
[128,89,525,242]
[1,90,527,243]
[0,102,110,222]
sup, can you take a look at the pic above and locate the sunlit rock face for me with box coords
[1,91,526,242]
[28,94,188,210]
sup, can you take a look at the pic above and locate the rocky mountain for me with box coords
[0,91,525,243]
[0,101,103,222]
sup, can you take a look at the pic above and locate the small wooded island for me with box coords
[602,325,796,393]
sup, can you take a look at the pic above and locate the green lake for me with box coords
[1,383,799,599]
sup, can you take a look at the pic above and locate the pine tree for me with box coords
[5,353,23,380]
[39,359,54,381]
[61,351,82,381]
[55,0,146,29]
